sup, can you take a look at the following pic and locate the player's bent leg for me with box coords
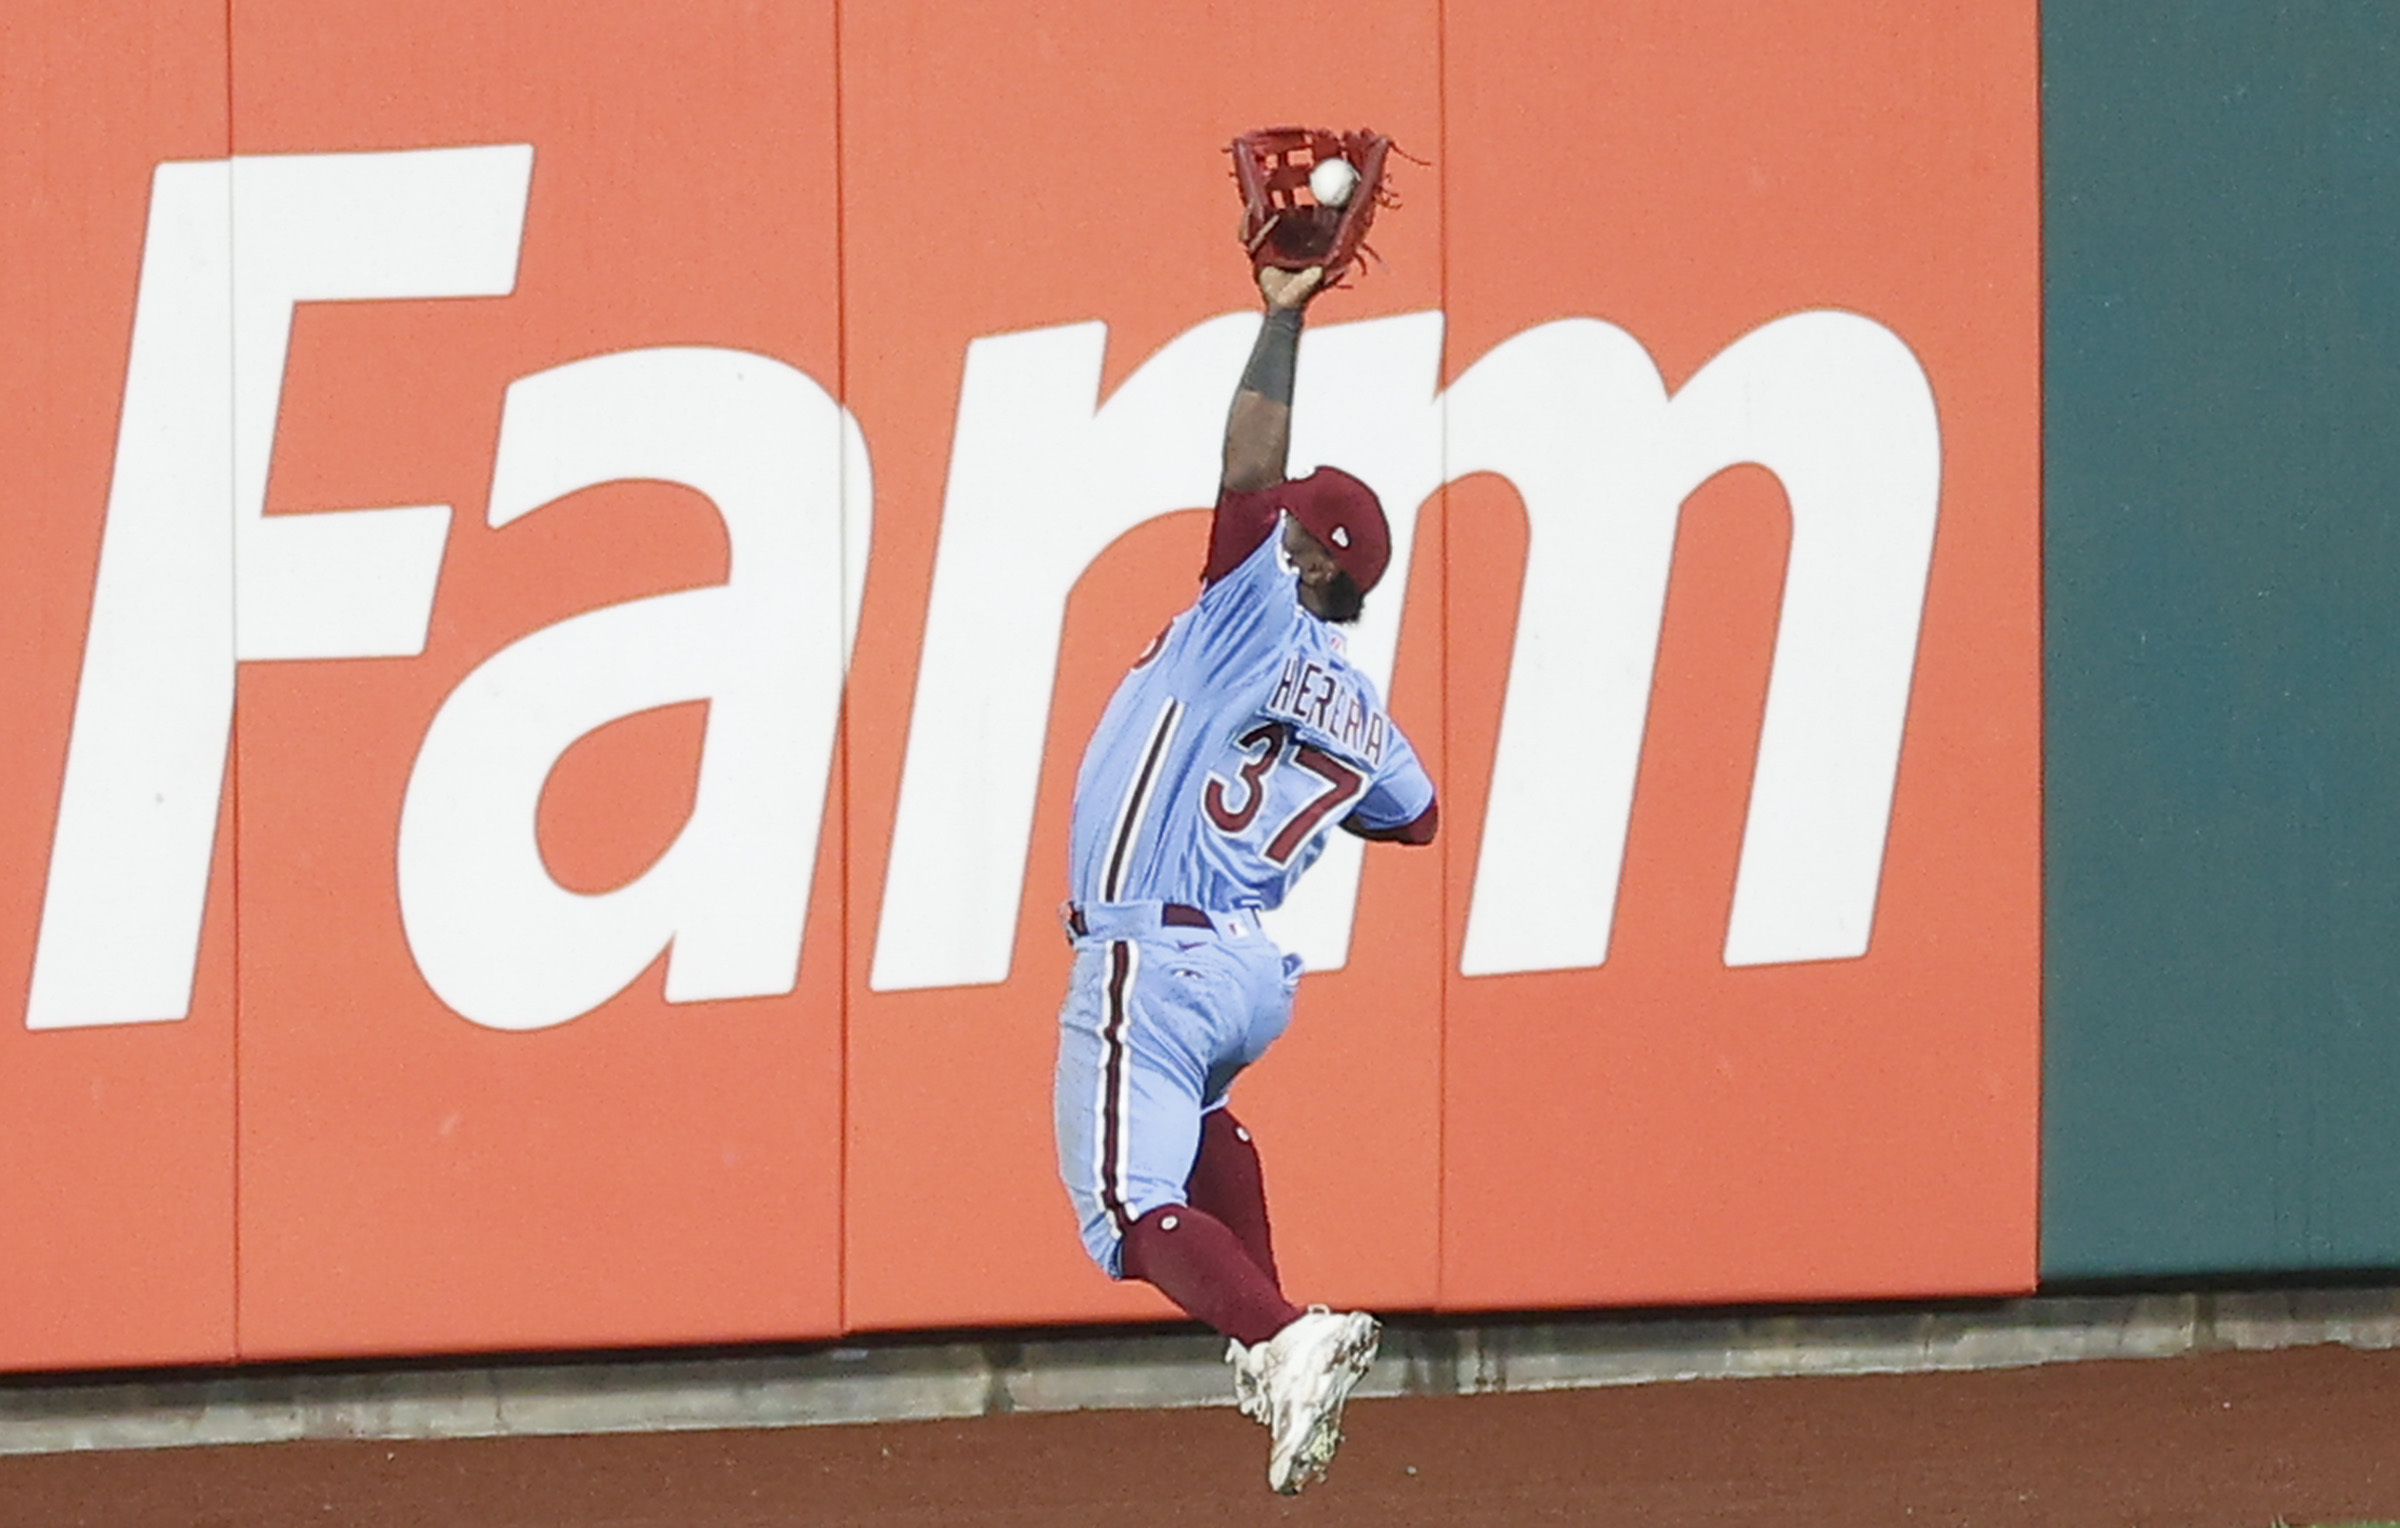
[1053,946,1135,1270]
[1119,1203,1300,1346]
[1055,932,1374,1491]
[1052,936,1216,1276]
[1189,1107,1280,1286]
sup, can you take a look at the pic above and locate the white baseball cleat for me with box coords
[1230,1306,1381,1494]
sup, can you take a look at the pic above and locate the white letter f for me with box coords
[27,145,533,1029]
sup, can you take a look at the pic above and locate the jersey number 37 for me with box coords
[1203,723,1366,864]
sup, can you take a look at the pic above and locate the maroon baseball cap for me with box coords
[1281,467,1391,594]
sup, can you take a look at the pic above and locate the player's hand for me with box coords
[1259,266,1324,311]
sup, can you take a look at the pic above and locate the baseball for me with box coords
[1309,157,1358,209]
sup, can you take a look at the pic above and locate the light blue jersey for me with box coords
[1056,485,1437,1277]
[1067,491,1434,915]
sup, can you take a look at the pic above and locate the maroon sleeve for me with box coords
[1342,797,1438,846]
[1203,485,1283,585]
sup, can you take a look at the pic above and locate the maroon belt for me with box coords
[1062,902,1213,939]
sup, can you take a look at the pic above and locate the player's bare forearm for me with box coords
[1222,393,1290,493]
[1221,266,1324,494]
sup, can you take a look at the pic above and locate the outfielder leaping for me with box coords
[1052,260,1439,1494]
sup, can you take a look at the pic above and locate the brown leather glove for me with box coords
[1229,127,1397,290]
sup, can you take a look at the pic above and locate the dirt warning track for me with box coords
[3,1343,2396,1527]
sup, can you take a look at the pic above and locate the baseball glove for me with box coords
[1229,127,1397,288]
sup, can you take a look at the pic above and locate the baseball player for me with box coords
[1052,260,1438,1494]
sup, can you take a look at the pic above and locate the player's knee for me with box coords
[1118,1203,1195,1283]
[1078,1217,1130,1279]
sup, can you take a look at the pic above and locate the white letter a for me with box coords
[398,347,869,1031]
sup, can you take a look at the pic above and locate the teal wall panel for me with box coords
[2044,2,2400,1277]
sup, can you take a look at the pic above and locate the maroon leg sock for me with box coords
[1121,1204,1302,1346]
[1187,1109,1280,1287]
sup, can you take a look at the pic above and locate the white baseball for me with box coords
[1309,157,1358,209]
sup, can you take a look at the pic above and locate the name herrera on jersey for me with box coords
[1264,654,1391,768]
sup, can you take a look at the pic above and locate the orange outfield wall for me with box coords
[225,0,850,1361]
[1436,3,2041,1308]
[0,0,2038,1368]
[0,0,238,1372]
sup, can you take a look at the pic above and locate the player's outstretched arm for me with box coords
[1221,265,1324,494]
